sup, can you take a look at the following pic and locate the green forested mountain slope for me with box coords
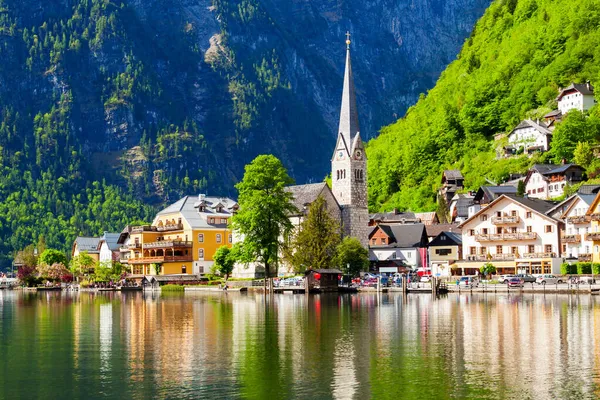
[367,0,600,212]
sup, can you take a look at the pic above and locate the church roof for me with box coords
[337,37,361,153]
[285,182,335,214]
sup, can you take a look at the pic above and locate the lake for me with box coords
[1,290,600,399]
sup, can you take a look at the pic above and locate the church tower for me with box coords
[331,33,369,247]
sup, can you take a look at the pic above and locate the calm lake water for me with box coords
[1,291,600,399]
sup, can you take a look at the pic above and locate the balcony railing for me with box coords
[128,255,193,264]
[521,252,557,259]
[590,213,600,221]
[131,225,157,233]
[578,254,592,262]
[144,240,192,249]
[128,242,142,249]
[156,223,184,232]
[475,232,537,241]
[491,215,520,225]
[585,232,600,241]
[561,234,581,244]
[466,255,488,262]
[567,215,591,224]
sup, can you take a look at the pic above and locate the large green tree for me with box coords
[333,237,370,276]
[38,249,67,267]
[230,155,296,287]
[550,111,600,163]
[213,245,236,280]
[288,195,341,272]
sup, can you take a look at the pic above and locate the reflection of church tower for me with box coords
[331,33,369,247]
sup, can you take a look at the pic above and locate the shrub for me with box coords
[578,262,592,275]
[560,263,571,275]
[160,284,185,292]
[593,263,600,275]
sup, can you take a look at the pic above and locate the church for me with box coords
[286,34,370,248]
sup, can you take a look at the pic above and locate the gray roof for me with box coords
[557,83,594,100]
[99,232,121,251]
[155,195,238,229]
[510,119,551,135]
[443,170,463,180]
[370,210,418,223]
[453,193,474,217]
[74,237,101,253]
[543,109,562,118]
[543,163,583,175]
[369,223,428,248]
[577,185,600,195]
[285,182,331,214]
[414,212,438,225]
[425,223,462,238]
[474,186,517,203]
[577,194,597,206]
[338,44,360,154]
[505,195,558,216]
[429,231,462,247]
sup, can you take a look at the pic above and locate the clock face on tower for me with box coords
[337,151,344,160]
[355,150,363,160]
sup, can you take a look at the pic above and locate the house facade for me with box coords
[428,231,462,278]
[506,119,552,155]
[368,224,428,273]
[126,194,237,276]
[72,237,101,263]
[584,193,600,264]
[458,195,562,275]
[524,164,585,199]
[97,232,120,265]
[560,194,596,262]
[557,82,596,115]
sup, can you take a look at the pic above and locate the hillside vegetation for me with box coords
[366,0,600,212]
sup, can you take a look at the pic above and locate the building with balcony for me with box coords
[585,192,600,263]
[126,194,237,276]
[428,231,462,278]
[368,223,428,274]
[558,194,596,261]
[458,194,563,275]
[524,164,585,200]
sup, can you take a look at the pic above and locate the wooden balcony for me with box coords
[590,213,600,221]
[491,254,516,261]
[466,255,488,262]
[128,242,142,249]
[491,215,520,225]
[585,232,600,241]
[128,255,193,264]
[475,232,537,241]
[578,254,592,262]
[521,252,557,259]
[156,223,184,232]
[144,240,192,249]
[567,215,591,224]
[131,225,157,233]
[561,234,581,244]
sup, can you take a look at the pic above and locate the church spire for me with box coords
[338,31,361,149]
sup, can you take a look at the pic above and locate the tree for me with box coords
[213,246,236,280]
[479,262,496,278]
[39,249,67,266]
[550,111,597,163]
[17,266,38,287]
[37,263,70,282]
[70,251,96,279]
[289,195,341,272]
[230,155,296,288]
[573,141,594,170]
[436,195,450,224]
[14,245,39,268]
[37,235,47,255]
[517,179,526,196]
[333,237,369,276]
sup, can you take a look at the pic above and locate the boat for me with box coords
[119,286,142,292]
[36,287,62,292]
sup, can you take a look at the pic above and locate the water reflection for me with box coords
[1,291,600,399]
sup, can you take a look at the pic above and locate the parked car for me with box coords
[498,275,515,284]
[459,277,479,288]
[516,274,536,283]
[507,277,524,288]
[536,274,563,285]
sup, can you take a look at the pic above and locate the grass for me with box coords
[160,284,185,292]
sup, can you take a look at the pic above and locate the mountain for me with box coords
[0,0,488,266]
[366,0,600,212]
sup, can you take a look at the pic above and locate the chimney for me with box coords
[393,208,399,215]
[562,158,567,165]
[198,193,205,201]
[587,80,591,91]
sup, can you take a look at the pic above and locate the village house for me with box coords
[414,212,439,226]
[439,170,464,205]
[449,192,474,223]
[126,194,237,277]
[368,223,428,274]
[524,164,585,199]
[116,226,132,265]
[556,82,596,115]
[72,236,101,263]
[369,210,420,226]
[557,194,596,262]
[503,119,552,156]
[428,231,462,278]
[467,185,518,219]
[584,192,600,264]
[97,232,121,266]
[458,194,563,276]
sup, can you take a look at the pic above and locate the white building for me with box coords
[459,194,563,275]
[558,194,596,261]
[524,164,585,199]
[506,119,552,154]
[97,232,121,265]
[557,82,596,115]
[368,224,428,273]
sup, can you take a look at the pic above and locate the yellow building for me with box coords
[585,192,600,263]
[127,194,238,276]
[72,237,101,263]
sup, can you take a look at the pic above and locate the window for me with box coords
[470,247,476,255]
[469,229,475,236]
[480,247,487,255]
[435,249,452,256]
[496,211,502,217]
[496,227,502,234]
[198,248,204,260]
[371,239,376,245]
[407,252,412,259]
[216,234,222,243]
[526,226,532,233]
[511,246,518,254]
[221,218,227,224]
[511,227,517,233]
[182,265,187,274]
[482,228,488,234]
[481,214,488,221]
[511,210,517,217]
[528,245,535,253]
[209,218,214,224]
[545,245,553,253]
[380,238,386,244]
[229,234,233,243]
[545,225,553,233]
[496,245,503,254]
[198,233,204,243]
